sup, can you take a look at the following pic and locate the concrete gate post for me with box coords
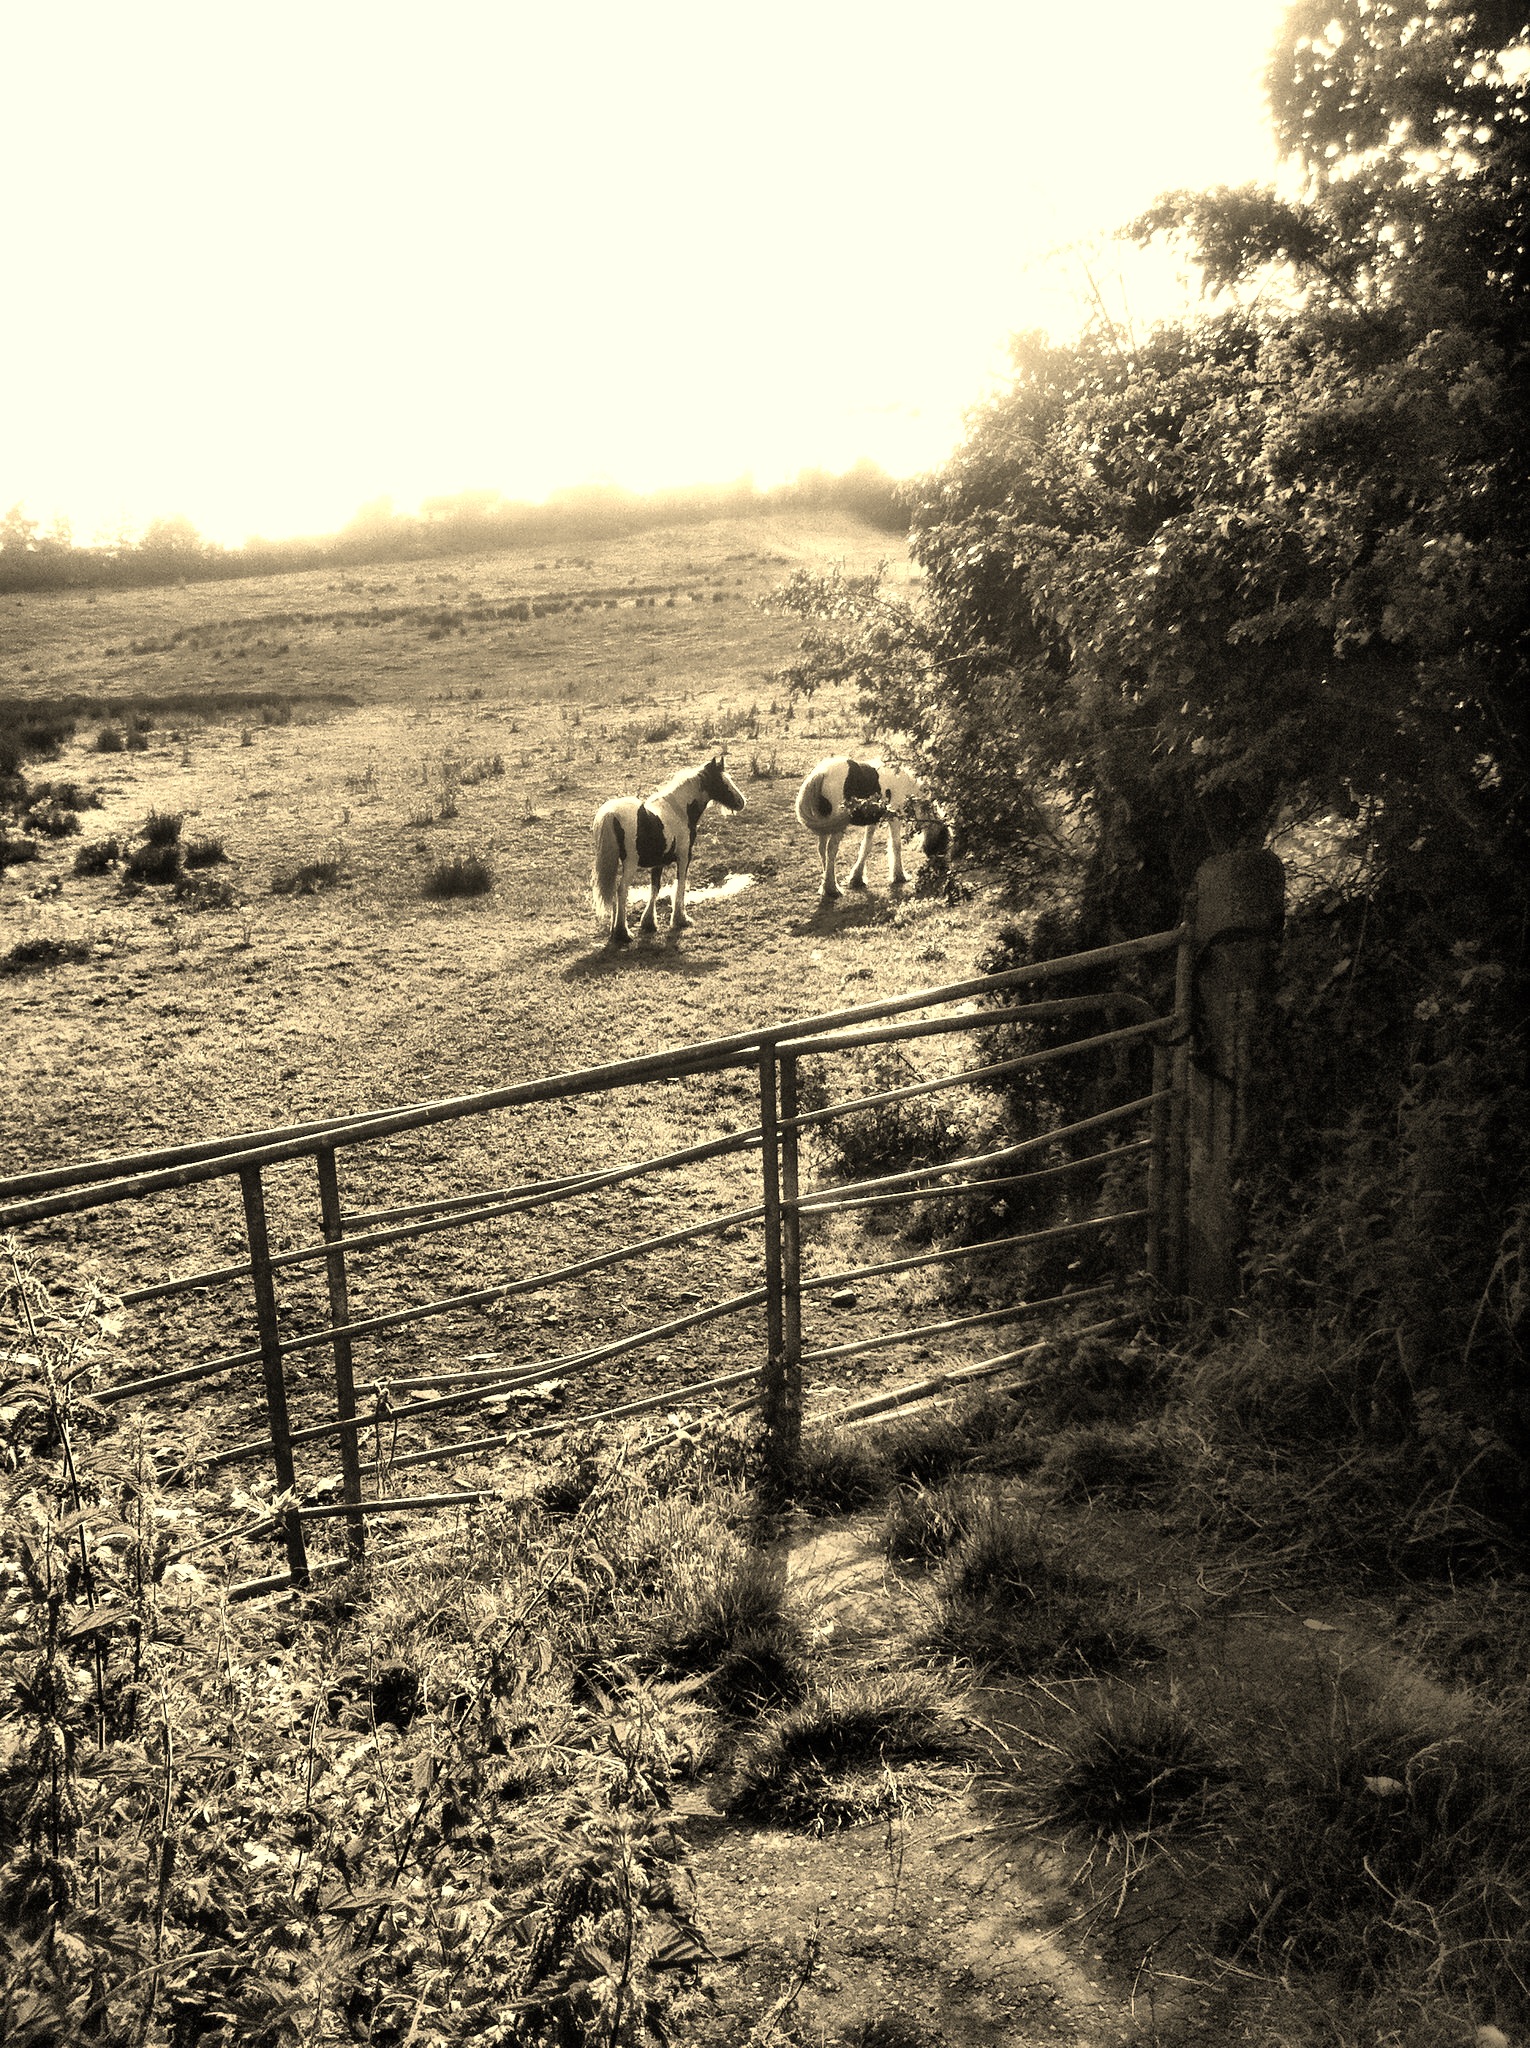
[1174,849,1286,1308]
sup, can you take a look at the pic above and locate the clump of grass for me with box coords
[1029,1683,1230,1841]
[640,1548,811,1711]
[792,1425,894,1512]
[182,834,228,867]
[1037,1420,1182,1504]
[141,809,184,846]
[923,1499,1162,1675]
[724,1670,970,1828]
[94,726,126,752]
[0,834,40,869]
[641,714,684,745]
[868,1409,974,1485]
[2,935,93,975]
[271,859,343,895]
[881,1476,997,1563]
[424,851,495,899]
[175,873,238,911]
[122,839,183,885]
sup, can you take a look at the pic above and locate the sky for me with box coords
[4,1,1293,549]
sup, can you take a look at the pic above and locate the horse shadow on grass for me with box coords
[784,888,906,940]
[561,936,728,983]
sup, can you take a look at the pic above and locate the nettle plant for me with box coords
[0,1249,724,2046]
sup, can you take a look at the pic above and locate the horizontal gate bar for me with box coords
[199,1287,771,1467]
[782,991,1157,1058]
[782,1018,1166,1135]
[0,927,1182,1222]
[797,1282,1118,1368]
[809,1315,1134,1429]
[378,1364,762,1474]
[798,1141,1152,1221]
[796,1208,1150,1296]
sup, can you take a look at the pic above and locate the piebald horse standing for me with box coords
[795,755,949,903]
[591,754,747,943]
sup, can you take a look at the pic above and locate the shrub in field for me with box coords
[805,1047,964,1185]
[424,851,494,898]
[1,709,76,763]
[122,839,182,885]
[19,801,80,838]
[28,779,100,813]
[73,837,121,875]
[140,808,183,845]
[94,726,125,751]
[270,858,343,894]
[1,935,93,974]
[174,872,238,911]
[0,834,40,869]
[182,833,227,867]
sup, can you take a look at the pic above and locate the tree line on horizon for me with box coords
[0,459,908,595]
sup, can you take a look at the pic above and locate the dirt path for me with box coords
[672,1522,1135,2047]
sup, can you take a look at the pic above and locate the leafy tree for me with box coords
[779,3,1530,1516]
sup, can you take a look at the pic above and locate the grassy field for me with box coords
[6,515,1524,2048]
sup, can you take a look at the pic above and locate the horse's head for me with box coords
[703,754,747,812]
[921,816,953,865]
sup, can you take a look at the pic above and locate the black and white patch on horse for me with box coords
[793,754,946,905]
[590,754,746,944]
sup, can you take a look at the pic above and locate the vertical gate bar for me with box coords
[757,1046,788,1495]
[778,1052,804,1473]
[239,1164,310,1589]
[314,1146,366,1566]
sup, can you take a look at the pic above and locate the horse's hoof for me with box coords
[819,890,841,905]
[609,928,632,947]
[847,876,868,891]
[672,912,694,931]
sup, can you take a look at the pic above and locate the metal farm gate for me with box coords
[0,856,1281,1599]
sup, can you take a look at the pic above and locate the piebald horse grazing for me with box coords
[795,755,950,903]
[591,754,747,943]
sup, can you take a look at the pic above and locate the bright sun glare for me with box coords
[4,1,1292,549]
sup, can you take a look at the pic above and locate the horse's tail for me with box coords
[591,803,621,918]
[795,764,829,832]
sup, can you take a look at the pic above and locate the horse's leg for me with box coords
[610,859,632,944]
[820,830,844,901]
[637,867,663,934]
[671,845,693,930]
[845,822,877,889]
[887,815,908,886]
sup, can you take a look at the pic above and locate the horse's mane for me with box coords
[649,760,710,805]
